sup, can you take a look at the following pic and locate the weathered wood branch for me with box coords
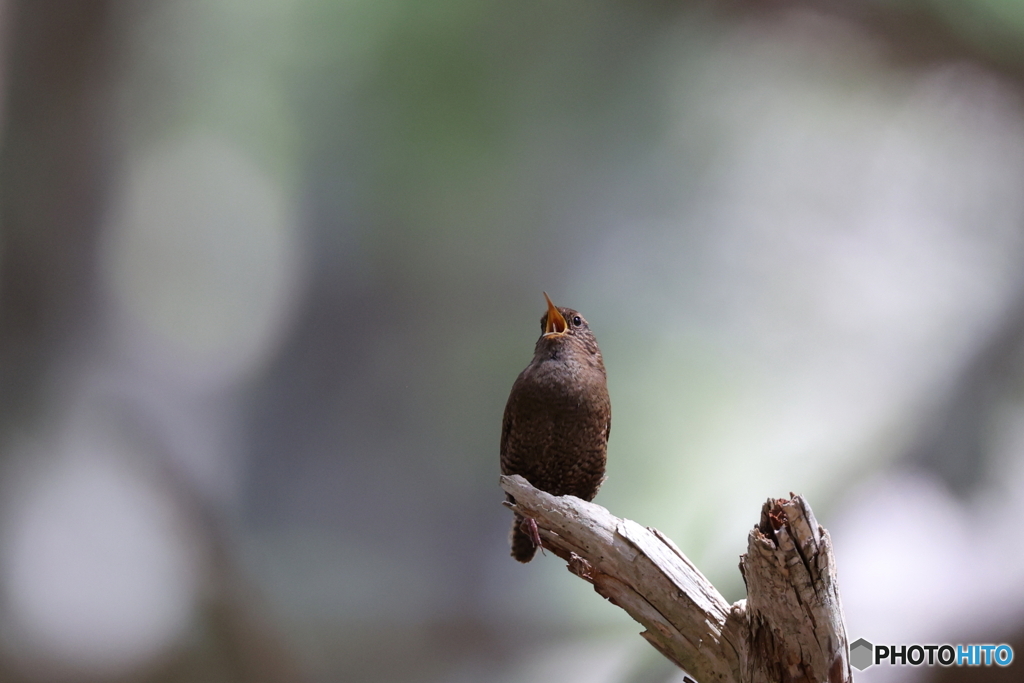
[500,475,852,683]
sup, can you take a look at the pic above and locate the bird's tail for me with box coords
[510,514,537,563]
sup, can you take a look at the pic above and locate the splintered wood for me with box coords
[500,475,852,683]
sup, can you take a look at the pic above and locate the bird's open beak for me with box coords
[543,292,568,337]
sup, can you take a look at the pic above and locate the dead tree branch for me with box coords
[500,475,852,683]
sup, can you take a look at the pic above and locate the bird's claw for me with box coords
[522,516,546,556]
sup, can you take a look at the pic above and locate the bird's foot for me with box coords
[521,516,546,556]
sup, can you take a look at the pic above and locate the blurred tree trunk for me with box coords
[0,5,303,682]
[0,0,115,432]
[0,3,117,681]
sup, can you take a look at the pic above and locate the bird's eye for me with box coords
[572,316,582,327]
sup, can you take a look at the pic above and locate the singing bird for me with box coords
[500,293,611,562]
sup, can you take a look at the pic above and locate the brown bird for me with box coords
[501,293,611,562]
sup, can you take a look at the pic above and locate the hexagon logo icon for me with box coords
[851,638,874,670]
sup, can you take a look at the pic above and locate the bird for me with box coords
[500,293,611,563]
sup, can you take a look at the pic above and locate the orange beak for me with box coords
[543,292,568,337]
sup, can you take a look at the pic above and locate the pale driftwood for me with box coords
[500,475,852,683]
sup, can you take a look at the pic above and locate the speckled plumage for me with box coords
[501,296,611,563]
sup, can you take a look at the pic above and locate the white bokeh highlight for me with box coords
[101,133,304,392]
[0,418,200,677]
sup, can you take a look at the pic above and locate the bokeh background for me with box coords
[0,1,1023,682]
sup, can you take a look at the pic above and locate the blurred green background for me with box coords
[1,1,1024,682]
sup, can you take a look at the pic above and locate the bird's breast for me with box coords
[516,357,608,416]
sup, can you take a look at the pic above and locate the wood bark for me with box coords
[500,475,852,683]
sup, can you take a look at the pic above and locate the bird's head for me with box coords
[536,293,602,363]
